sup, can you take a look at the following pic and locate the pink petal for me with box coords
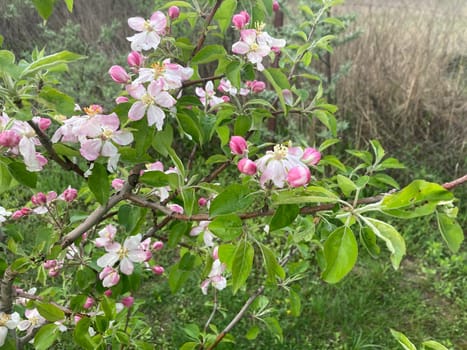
[147,105,165,130]
[80,139,102,161]
[128,17,146,31]
[232,41,250,55]
[119,257,134,275]
[128,101,147,121]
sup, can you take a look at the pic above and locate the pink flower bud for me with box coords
[198,197,208,207]
[121,296,134,308]
[43,260,57,269]
[36,117,51,131]
[232,11,250,29]
[247,80,266,93]
[237,158,257,175]
[108,65,130,84]
[111,179,125,191]
[62,186,78,202]
[11,210,24,220]
[271,46,281,54]
[104,289,112,297]
[115,96,129,104]
[287,166,311,187]
[127,51,144,67]
[74,315,82,324]
[212,246,219,260]
[168,6,180,19]
[0,130,21,148]
[31,192,47,206]
[48,268,60,277]
[168,204,184,214]
[83,297,94,309]
[229,136,248,155]
[301,148,321,166]
[46,191,57,202]
[82,232,88,241]
[20,207,31,215]
[221,95,230,103]
[273,0,280,12]
[152,241,164,251]
[152,265,164,275]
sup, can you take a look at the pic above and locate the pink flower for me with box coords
[121,296,134,308]
[99,266,120,287]
[237,158,257,175]
[109,65,130,84]
[95,224,118,249]
[190,221,216,247]
[229,136,248,155]
[127,11,167,51]
[246,80,266,93]
[168,203,184,214]
[83,297,94,309]
[115,96,129,104]
[255,144,309,188]
[273,0,280,12]
[60,186,78,202]
[112,178,125,191]
[198,197,208,207]
[287,166,311,187]
[152,241,164,251]
[128,80,176,130]
[79,113,133,161]
[218,78,238,95]
[232,28,286,71]
[195,81,225,107]
[133,59,193,90]
[201,259,227,295]
[301,147,321,166]
[168,6,180,19]
[17,309,45,331]
[31,192,47,206]
[43,260,57,269]
[33,117,51,131]
[127,51,144,67]
[232,11,249,30]
[0,130,21,147]
[152,265,164,275]
[97,234,148,275]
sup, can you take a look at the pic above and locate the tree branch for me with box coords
[0,267,17,313]
[191,0,224,59]
[442,174,467,190]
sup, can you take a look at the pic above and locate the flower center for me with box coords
[143,20,153,32]
[150,62,165,79]
[255,22,266,33]
[102,128,113,140]
[0,312,9,326]
[118,247,129,260]
[84,105,103,116]
[250,42,259,51]
[141,93,154,106]
[272,144,288,160]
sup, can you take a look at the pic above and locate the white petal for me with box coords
[97,253,119,268]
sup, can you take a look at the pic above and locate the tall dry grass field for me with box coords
[333,0,467,177]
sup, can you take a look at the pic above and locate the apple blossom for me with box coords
[95,224,118,249]
[127,51,144,67]
[108,65,130,84]
[60,186,78,202]
[17,309,45,331]
[0,130,21,147]
[198,197,208,207]
[111,178,125,191]
[287,166,311,187]
[0,206,11,223]
[201,259,227,295]
[99,266,120,288]
[238,158,257,175]
[132,59,193,90]
[195,81,225,107]
[168,6,180,20]
[128,80,176,130]
[190,221,216,247]
[246,80,266,93]
[115,96,129,104]
[229,135,248,155]
[301,147,321,166]
[0,312,20,347]
[127,11,167,52]
[97,234,148,275]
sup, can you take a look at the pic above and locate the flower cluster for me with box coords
[52,105,133,171]
[0,113,49,172]
[231,11,286,71]
[201,247,227,295]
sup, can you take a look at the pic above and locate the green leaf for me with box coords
[209,215,243,240]
[118,205,145,234]
[34,323,59,350]
[436,211,463,253]
[234,115,252,136]
[273,186,339,205]
[214,0,237,33]
[192,45,227,64]
[378,157,405,170]
[319,138,340,151]
[321,155,346,172]
[32,0,56,20]
[64,0,73,12]
[139,171,170,187]
[218,243,236,270]
[225,60,242,87]
[100,296,116,320]
[35,302,65,322]
[8,161,37,188]
[370,139,385,164]
[0,161,16,193]
[74,317,97,350]
[336,175,357,197]
[264,317,283,343]
[390,329,417,350]
[38,86,75,115]
[232,241,254,294]
[259,243,285,282]
[75,266,96,290]
[152,124,173,157]
[88,163,109,205]
[370,173,400,189]
[314,110,337,137]
[21,50,85,77]
[321,226,358,283]
[168,263,190,293]
[360,227,380,258]
[209,184,255,217]
[270,204,299,231]
[289,289,301,317]
[262,69,287,112]
[245,325,260,340]
[182,323,200,340]
[363,218,406,269]
[422,340,449,350]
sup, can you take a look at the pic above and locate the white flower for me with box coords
[0,206,11,223]
[17,309,45,332]
[0,312,20,347]
[201,260,227,295]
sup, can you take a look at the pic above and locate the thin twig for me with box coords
[190,0,224,59]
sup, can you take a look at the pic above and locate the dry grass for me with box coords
[333,0,467,176]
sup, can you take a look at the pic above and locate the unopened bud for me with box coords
[83,297,94,309]
[115,96,129,104]
[108,65,130,84]
[301,148,321,166]
[121,296,134,308]
[287,166,311,187]
[273,0,280,12]
[152,265,164,275]
[31,192,47,206]
[229,136,248,155]
[127,51,144,67]
[0,130,21,148]
[62,186,78,202]
[237,158,257,175]
[152,241,164,251]
[168,6,180,20]
[198,197,208,207]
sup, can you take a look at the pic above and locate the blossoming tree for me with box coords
[0,0,464,349]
